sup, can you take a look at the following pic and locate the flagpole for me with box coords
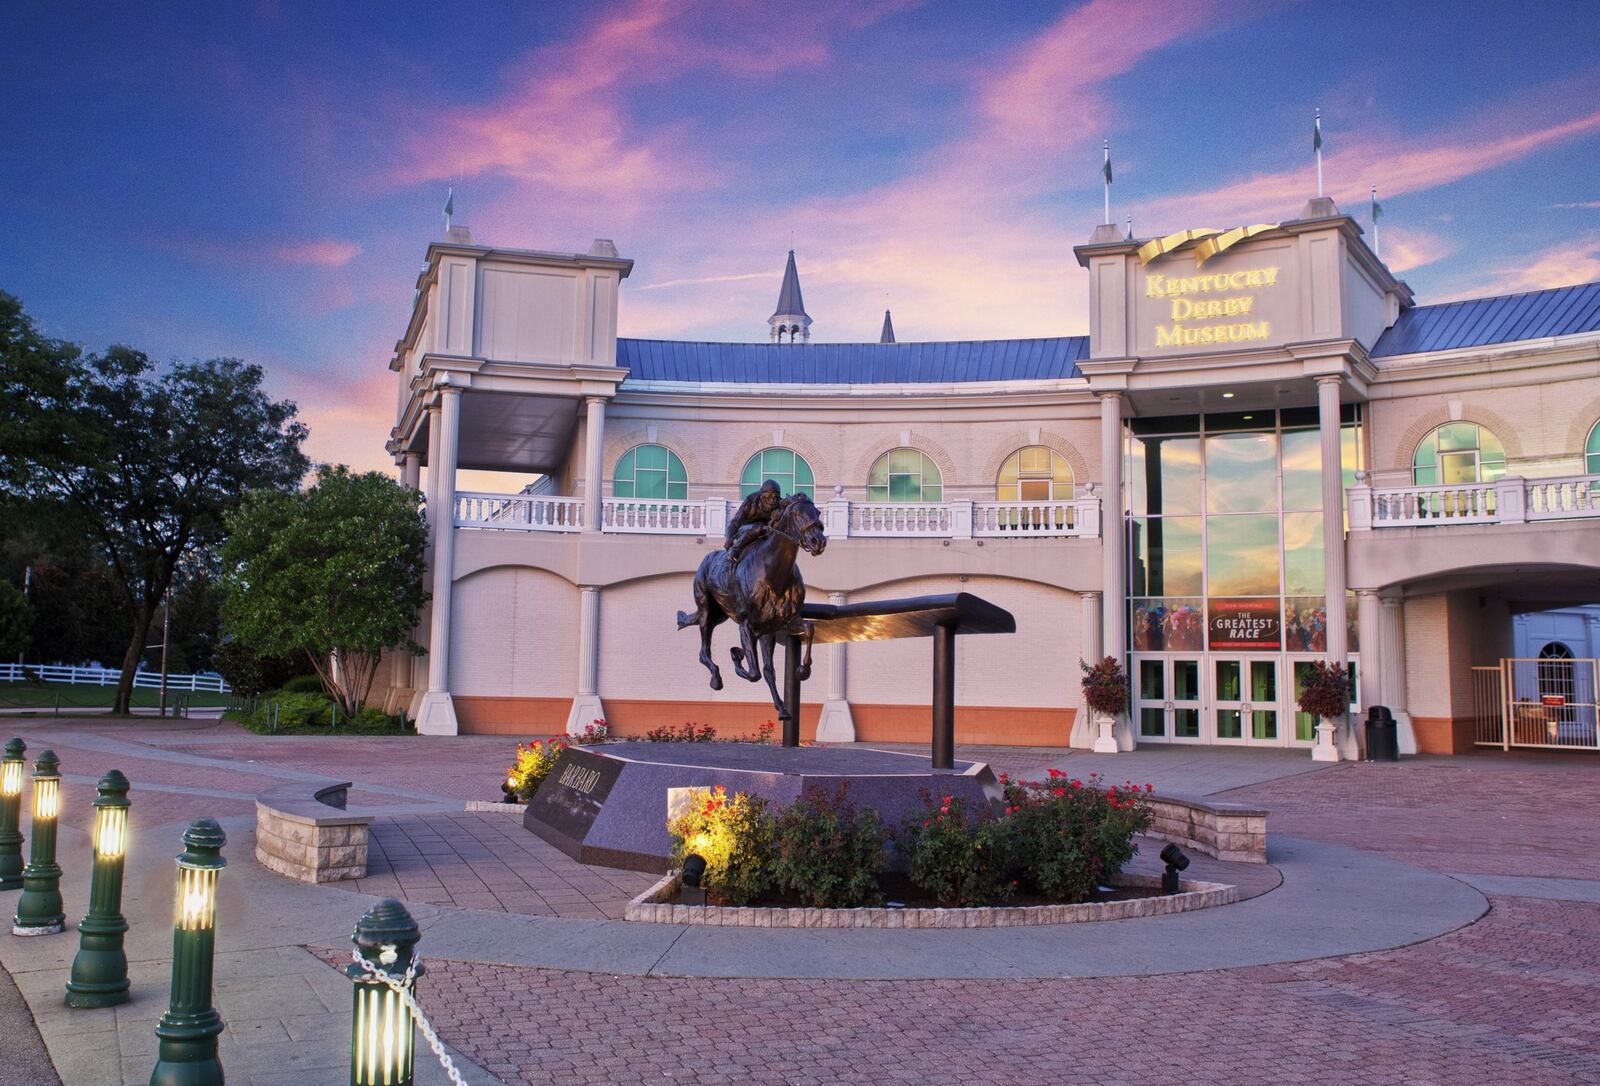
[1314,109,1323,198]
[1102,140,1111,225]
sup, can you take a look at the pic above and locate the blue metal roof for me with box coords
[1372,281,1600,357]
[616,337,1089,384]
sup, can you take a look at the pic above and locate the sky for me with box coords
[3,0,1599,474]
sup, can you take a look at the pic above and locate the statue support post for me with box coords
[782,633,803,747]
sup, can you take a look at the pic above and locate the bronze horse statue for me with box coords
[676,492,827,721]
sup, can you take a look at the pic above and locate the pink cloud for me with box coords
[161,234,362,268]
[1139,106,1600,230]
[273,365,397,475]
[1378,225,1457,274]
[1452,235,1600,299]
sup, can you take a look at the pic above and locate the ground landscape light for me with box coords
[13,749,65,936]
[680,853,708,906]
[347,899,423,1086]
[0,738,26,891]
[150,818,227,1086]
[1160,843,1191,895]
[66,769,132,1008]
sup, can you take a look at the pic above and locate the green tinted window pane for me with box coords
[1130,516,1202,596]
[637,470,667,499]
[637,444,667,471]
[740,457,762,490]
[1438,422,1477,451]
[1140,660,1164,699]
[1215,660,1241,701]
[1140,708,1166,737]
[667,457,687,484]
[867,486,888,502]
[1588,424,1600,472]
[1252,710,1277,740]
[794,456,813,489]
[888,448,920,474]
[1128,436,1202,516]
[1250,660,1276,701]
[1281,429,1323,510]
[1414,465,1437,486]
[923,485,942,502]
[667,480,687,500]
[1282,511,1324,595]
[1174,708,1200,738]
[614,479,635,498]
[765,448,794,475]
[615,449,636,479]
[1217,709,1243,739]
[1174,660,1199,702]
[1207,432,1279,513]
[889,473,921,501]
[1414,434,1437,470]
[868,458,888,486]
[1207,515,1280,597]
[921,457,942,488]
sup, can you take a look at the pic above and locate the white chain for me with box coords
[350,951,469,1086]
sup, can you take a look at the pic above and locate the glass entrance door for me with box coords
[1213,656,1281,745]
[1133,656,1203,743]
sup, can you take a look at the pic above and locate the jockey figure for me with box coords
[725,479,783,566]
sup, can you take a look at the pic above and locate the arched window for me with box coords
[740,448,814,498]
[996,446,1074,502]
[1585,420,1600,476]
[867,448,943,502]
[613,444,687,500]
[1412,422,1507,486]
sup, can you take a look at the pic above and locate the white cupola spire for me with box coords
[768,249,811,343]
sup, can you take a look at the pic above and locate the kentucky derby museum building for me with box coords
[380,196,1600,759]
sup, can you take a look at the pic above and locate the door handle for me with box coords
[1242,703,1252,714]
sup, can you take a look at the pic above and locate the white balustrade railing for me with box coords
[0,663,231,692]
[451,492,1100,540]
[601,497,717,535]
[455,492,584,531]
[846,502,952,537]
[1348,474,1600,530]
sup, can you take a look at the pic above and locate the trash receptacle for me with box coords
[1365,706,1399,762]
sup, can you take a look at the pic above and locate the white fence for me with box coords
[1472,658,1599,751]
[1349,474,1600,529]
[455,491,1100,541]
[0,663,231,693]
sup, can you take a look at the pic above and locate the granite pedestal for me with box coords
[523,741,999,872]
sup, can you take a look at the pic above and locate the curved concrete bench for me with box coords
[255,780,372,883]
[1146,794,1268,863]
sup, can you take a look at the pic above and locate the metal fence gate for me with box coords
[1473,658,1600,750]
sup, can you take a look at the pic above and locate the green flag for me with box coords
[1103,154,1112,185]
[1313,117,1323,153]
[1371,197,1382,220]
[443,189,454,217]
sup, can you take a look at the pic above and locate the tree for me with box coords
[0,581,29,662]
[220,466,427,717]
[0,291,309,713]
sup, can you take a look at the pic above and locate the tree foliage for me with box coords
[0,581,30,661]
[221,466,427,716]
[0,291,308,712]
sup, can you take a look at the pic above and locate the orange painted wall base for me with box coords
[454,696,1074,747]
[1411,716,1476,755]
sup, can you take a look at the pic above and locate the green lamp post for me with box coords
[0,738,26,891]
[150,819,226,1086]
[12,750,64,936]
[66,770,132,1008]
[347,899,424,1086]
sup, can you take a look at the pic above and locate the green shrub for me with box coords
[900,793,1014,907]
[667,786,774,906]
[770,784,886,908]
[506,738,567,800]
[279,674,327,695]
[1000,771,1153,902]
[213,640,299,698]
[345,706,411,735]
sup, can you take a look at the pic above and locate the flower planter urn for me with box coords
[1092,713,1120,754]
[1311,719,1341,762]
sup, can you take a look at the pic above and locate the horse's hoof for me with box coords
[710,674,723,691]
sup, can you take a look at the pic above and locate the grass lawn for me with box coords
[0,681,233,711]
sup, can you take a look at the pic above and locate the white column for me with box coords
[816,591,856,742]
[582,396,606,532]
[565,585,606,734]
[1070,590,1103,749]
[400,453,421,491]
[1380,593,1417,754]
[1098,392,1132,750]
[1356,589,1383,711]
[1316,375,1353,760]
[415,385,462,735]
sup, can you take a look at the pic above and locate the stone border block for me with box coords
[254,780,373,884]
[624,872,1239,928]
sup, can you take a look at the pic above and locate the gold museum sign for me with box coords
[1147,266,1281,348]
